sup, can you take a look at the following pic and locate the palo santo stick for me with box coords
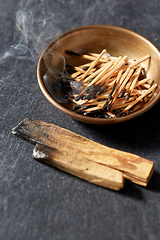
[123,171,153,186]
[12,119,154,186]
[33,143,124,191]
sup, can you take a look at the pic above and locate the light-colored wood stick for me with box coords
[106,69,124,107]
[81,49,107,80]
[129,55,150,68]
[75,61,117,99]
[71,71,82,78]
[95,57,124,86]
[111,97,135,109]
[12,119,154,187]
[121,83,157,113]
[80,54,100,61]
[118,68,135,96]
[87,56,127,88]
[89,52,110,60]
[131,89,148,95]
[33,143,124,191]
[71,62,93,78]
[135,77,151,88]
[81,98,135,113]
[73,95,134,112]
[141,83,151,89]
[81,53,109,62]
[124,66,142,100]
[129,66,142,92]
[83,61,114,84]
[72,66,85,74]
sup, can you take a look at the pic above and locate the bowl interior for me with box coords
[37,25,160,124]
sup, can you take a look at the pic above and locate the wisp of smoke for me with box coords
[1,0,62,64]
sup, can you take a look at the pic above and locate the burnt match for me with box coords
[63,49,157,118]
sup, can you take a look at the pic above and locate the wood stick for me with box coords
[83,61,114,84]
[74,62,116,100]
[66,64,85,74]
[134,77,151,89]
[65,50,109,62]
[104,69,124,109]
[132,89,148,95]
[74,94,134,112]
[71,71,82,78]
[87,56,127,88]
[111,97,135,110]
[129,55,150,69]
[81,49,107,80]
[141,83,151,89]
[12,119,154,186]
[89,52,110,60]
[118,68,135,97]
[71,62,93,78]
[33,143,124,191]
[125,66,142,100]
[129,66,142,91]
[120,83,157,114]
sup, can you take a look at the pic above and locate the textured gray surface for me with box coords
[0,0,160,240]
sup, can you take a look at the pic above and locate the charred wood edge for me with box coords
[12,118,41,145]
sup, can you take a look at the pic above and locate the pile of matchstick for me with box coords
[65,49,157,118]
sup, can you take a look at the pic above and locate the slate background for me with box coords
[0,0,160,240]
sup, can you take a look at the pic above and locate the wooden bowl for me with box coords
[37,25,160,124]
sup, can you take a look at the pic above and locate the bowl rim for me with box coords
[37,24,160,124]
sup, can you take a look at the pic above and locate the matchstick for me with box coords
[83,61,114,84]
[64,50,156,119]
[65,50,110,62]
[117,83,157,116]
[125,66,142,100]
[81,49,107,80]
[129,55,150,69]
[118,68,134,97]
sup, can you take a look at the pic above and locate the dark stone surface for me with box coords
[0,0,160,239]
